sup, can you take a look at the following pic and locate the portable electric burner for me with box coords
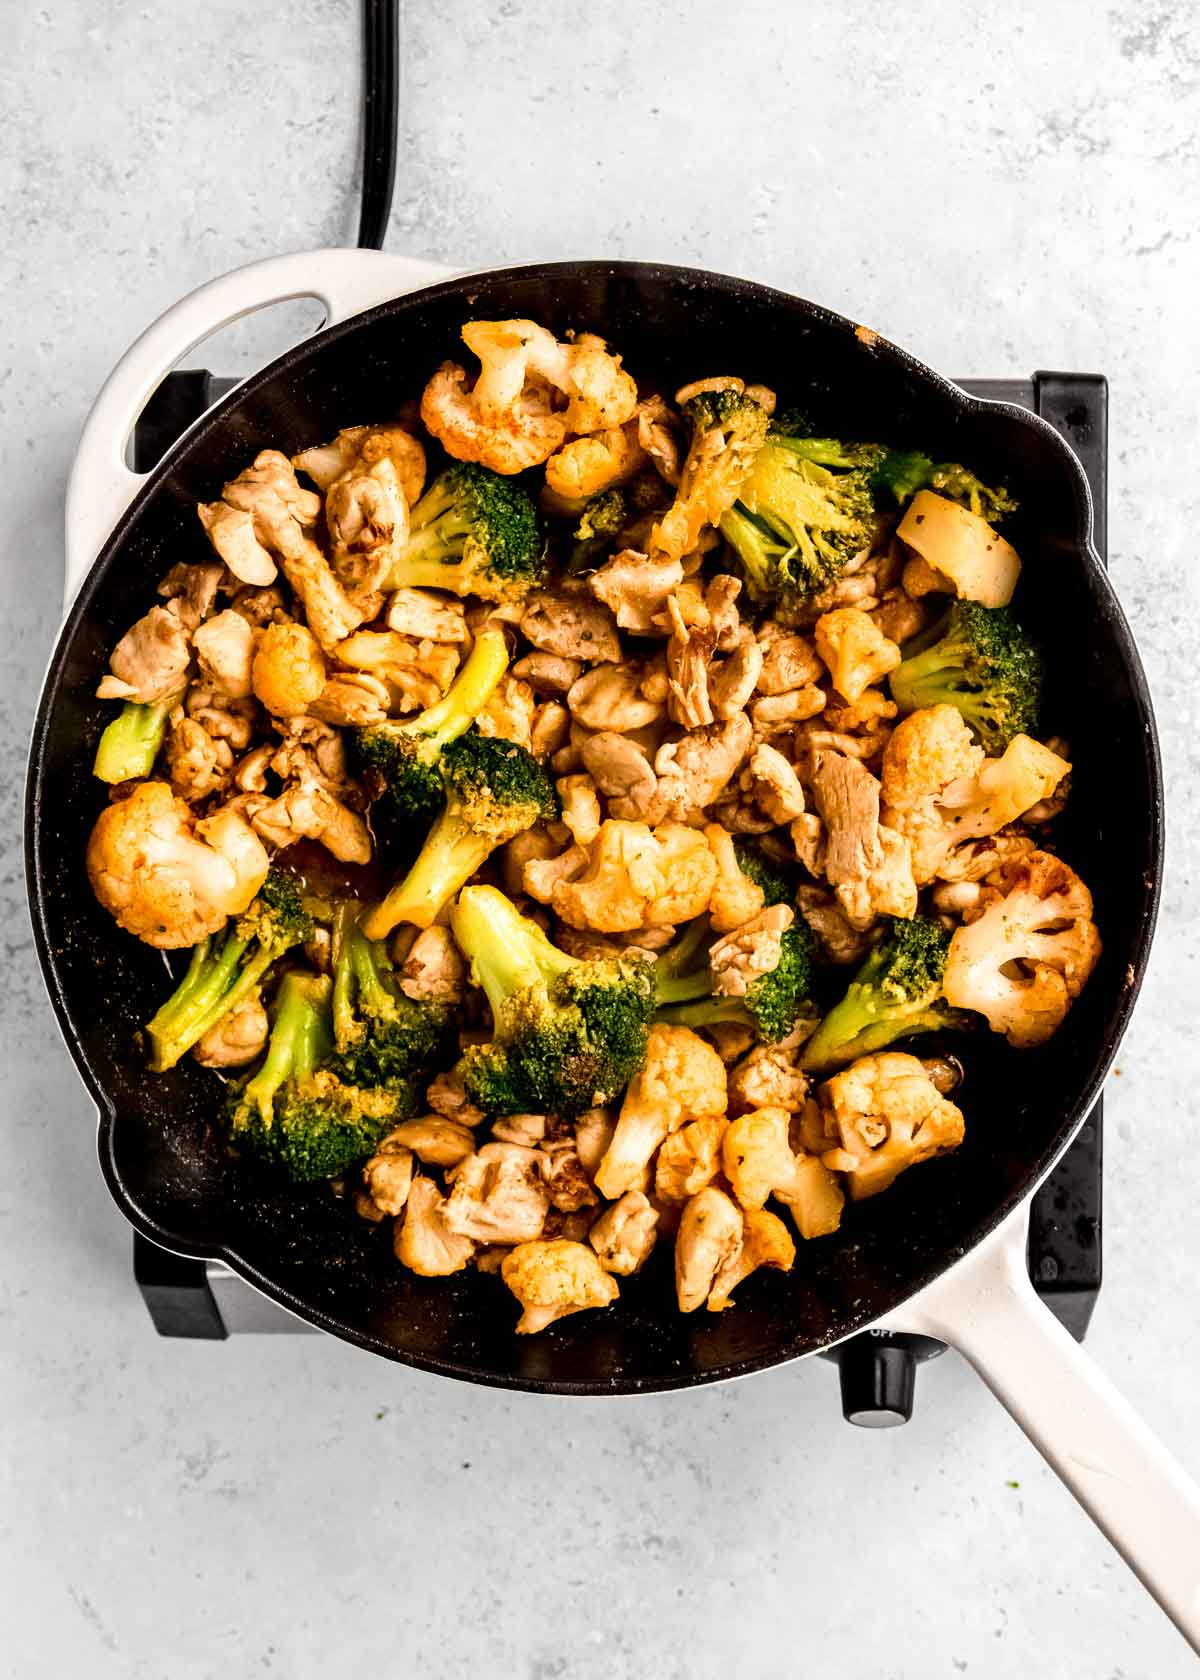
[123,367,1109,1426]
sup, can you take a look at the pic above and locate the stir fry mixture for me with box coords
[85,318,1101,1334]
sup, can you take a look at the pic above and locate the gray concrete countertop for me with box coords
[2,3,1198,1675]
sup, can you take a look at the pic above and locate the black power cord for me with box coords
[357,0,399,249]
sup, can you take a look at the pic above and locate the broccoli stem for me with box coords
[93,691,182,784]
[244,974,331,1123]
[409,627,509,747]
[450,884,575,1018]
[362,810,495,938]
[147,930,288,1072]
[655,996,754,1032]
[332,901,396,1047]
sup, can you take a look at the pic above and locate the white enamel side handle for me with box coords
[64,247,454,607]
[877,1202,1200,1652]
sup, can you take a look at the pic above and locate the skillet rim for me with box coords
[25,259,1164,1392]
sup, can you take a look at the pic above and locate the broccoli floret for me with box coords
[654,921,819,1044]
[145,868,313,1071]
[225,972,408,1181]
[889,601,1042,754]
[873,452,1018,522]
[362,733,557,940]
[718,416,879,615]
[354,626,510,824]
[93,689,184,784]
[329,901,455,1087]
[800,915,971,1073]
[732,838,798,909]
[451,885,655,1116]
[565,487,627,573]
[383,462,545,601]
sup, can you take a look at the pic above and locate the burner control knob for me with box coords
[833,1333,946,1428]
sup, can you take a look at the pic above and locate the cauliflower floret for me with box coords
[588,1191,659,1276]
[556,774,603,846]
[704,823,765,933]
[545,420,645,504]
[824,1051,966,1200]
[721,1106,798,1210]
[551,819,717,934]
[594,1024,726,1200]
[897,491,1021,608]
[395,1176,475,1276]
[943,850,1101,1047]
[444,1142,549,1245]
[421,360,566,475]
[251,620,327,717]
[674,1186,744,1312]
[86,781,268,949]
[192,991,268,1068]
[813,608,902,704]
[880,704,984,810]
[773,1155,845,1240]
[654,1115,728,1202]
[707,1206,795,1312]
[96,606,191,705]
[501,1238,619,1334]
[727,1044,809,1115]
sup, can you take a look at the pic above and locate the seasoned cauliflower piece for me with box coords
[501,1238,619,1334]
[880,704,984,811]
[813,608,902,704]
[96,606,191,705]
[556,774,602,846]
[943,850,1100,1047]
[654,1115,728,1202]
[825,1051,966,1200]
[675,1186,744,1312]
[588,1191,659,1276]
[395,1176,475,1276]
[707,1207,795,1311]
[545,420,645,503]
[897,491,1021,608]
[251,620,326,717]
[722,1106,797,1210]
[727,1044,809,1115]
[192,991,268,1069]
[474,675,536,749]
[550,819,717,933]
[651,387,770,563]
[421,360,565,475]
[705,823,766,933]
[444,1142,550,1245]
[594,1024,726,1199]
[773,1155,845,1239]
[399,926,465,1004]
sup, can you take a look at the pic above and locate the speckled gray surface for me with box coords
[3,2,1199,1676]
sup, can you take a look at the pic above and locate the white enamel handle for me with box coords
[64,247,453,607]
[878,1203,1200,1653]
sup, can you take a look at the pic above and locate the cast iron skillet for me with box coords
[27,262,1162,1394]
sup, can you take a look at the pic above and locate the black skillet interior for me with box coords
[27,262,1162,1391]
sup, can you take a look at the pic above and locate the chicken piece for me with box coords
[573,1107,616,1174]
[395,1177,475,1276]
[705,823,766,933]
[544,420,646,503]
[192,608,254,700]
[474,675,536,751]
[495,826,560,899]
[813,608,902,703]
[383,1117,476,1167]
[501,1238,619,1334]
[589,549,685,633]
[250,620,326,717]
[335,628,459,698]
[675,1186,744,1312]
[86,781,268,949]
[399,926,465,1004]
[757,632,823,696]
[191,990,268,1069]
[655,712,753,817]
[588,1191,659,1276]
[556,774,603,846]
[709,632,763,721]
[632,392,681,486]
[522,843,587,906]
[665,593,715,729]
[567,665,663,733]
[824,1051,966,1199]
[794,885,873,966]
[185,687,257,751]
[789,812,827,877]
[156,562,225,629]
[444,1142,550,1245]
[727,1044,809,1116]
[491,1113,548,1147]
[809,750,917,930]
[750,687,827,730]
[773,1155,845,1240]
[749,743,807,824]
[654,1115,728,1202]
[361,1140,416,1217]
[530,699,572,760]
[421,360,567,475]
[551,820,717,933]
[871,587,928,648]
[935,832,1038,883]
[512,652,584,696]
[581,732,663,823]
[594,1024,727,1200]
[324,455,408,594]
[426,1069,486,1129]
[96,606,191,705]
[722,1106,798,1210]
[164,715,232,802]
[708,905,794,999]
[294,424,426,503]
[943,850,1101,1047]
[538,1140,599,1213]
[196,503,278,587]
[384,586,467,644]
[707,1207,795,1311]
[250,779,371,865]
[651,387,769,563]
[897,491,1021,608]
[521,590,621,664]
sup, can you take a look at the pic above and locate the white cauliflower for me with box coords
[501,1238,619,1334]
[721,1106,798,1210]
[594,1025,726,1200]
[824,1051,966,1200]
[897,491,1021,608]
[707,1207,795,1312]
[813,608,901,704]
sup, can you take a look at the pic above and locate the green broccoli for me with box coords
[873,452,1018,522]
[451,884,656,1116]
[889,600,1042,754]
[225,972,408,1181]
[800,915,970,1073]
[329,900,455,1088]
[354,626,510,824]
[383,462,545,601]
[145,868,313,1071]
[362,733,557,940]
[93,690,184,784]
[718,416,879,614]
[654,919,819,1044]
[565,486,627,573]
[732,838,799,910]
